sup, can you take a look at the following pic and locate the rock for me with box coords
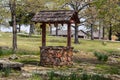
[40,46,73,66]
[9,54,19,60]
[0,46,9,50]
[107,74,120,80]
[107,57,119,64]
[73,49,80,53]
[0,59,24,69]
[22,72,32,78]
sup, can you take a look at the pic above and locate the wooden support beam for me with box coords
[41,23,46,47]
[67,23,71,47]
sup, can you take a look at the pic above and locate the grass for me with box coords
[46,71,111,80]
[94,52,108,62]
[29,73,42,80]
[95,64,120,74]
[0,32,120,54]
[0,32,120,79]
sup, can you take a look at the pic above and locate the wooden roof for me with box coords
[31,10,80,24]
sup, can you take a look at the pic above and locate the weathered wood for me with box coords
[32,10,80,24]
[31,10,79,66]
[0,60,23,69]
[67,23,71,47]
[41,23,46,47]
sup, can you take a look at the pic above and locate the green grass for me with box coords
[0,32,120,54]
[29,73,42,80]
[1,32,120,80]
[95,64,120,74]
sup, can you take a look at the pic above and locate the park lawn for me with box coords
[0,32,120,80]
[0,32,120,54]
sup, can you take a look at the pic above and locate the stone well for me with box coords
[40,46,73,66]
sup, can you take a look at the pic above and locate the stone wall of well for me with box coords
[40,46,73,66]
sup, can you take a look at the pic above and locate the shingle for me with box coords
[31,10,80,23]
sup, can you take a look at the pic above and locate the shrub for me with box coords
[69,73,78,80]
[2,67,11,77]
[29,73,42,80]
[48,71,55,80]
[91,74,110,80]
[0,49,13,56]
[94,52,108,62]
[81,73,90,80]
[0,49,3,56]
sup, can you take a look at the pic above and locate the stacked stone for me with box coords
[40,46,73,66]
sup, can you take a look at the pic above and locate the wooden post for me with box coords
[41,23,46,47]
[67,23,71,47]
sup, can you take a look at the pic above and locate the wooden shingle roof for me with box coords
[31,10,80,24]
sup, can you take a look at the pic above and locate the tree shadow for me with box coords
[20,59,40,66]
[73,55,120,74]
[18,34,40,38]
[73,55,120,66]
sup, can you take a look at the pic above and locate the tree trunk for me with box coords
[102,26,105,40]
[108,24,112,40]
[116,32,120,41]
[0,27,1,31]
[12,14,17,51]
[9,0,17,52]
[56,26,58,36]
[74,23,79,44]
[11,0,17,52]
[91,24,94,40]
[50,25,52,35]
[29,23,34,36]
[98,23,101,40]
[18,24,21,32]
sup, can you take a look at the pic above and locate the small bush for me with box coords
[81,73,90,80]
[48,71,55,80]
[0,49,3,56]
[69,73,78,80]
[94,52,108,62]
[29,73,42,80]
[59,76,68,80]
[0,49,13,56]
[2,67,11,77]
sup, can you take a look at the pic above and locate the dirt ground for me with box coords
[0,52,120,80]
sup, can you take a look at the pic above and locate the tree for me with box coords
[84,5,98,40]
[0,0,10,27]
[0,0,17,51]
[62,0,91,43]
[8,0,17,51]
[25,0,45,35]
[45,0,67,36]
[94,0,120,40]
[113,24,120,41]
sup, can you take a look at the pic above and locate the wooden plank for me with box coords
[67,23,71,47]
[41,23,46,47]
